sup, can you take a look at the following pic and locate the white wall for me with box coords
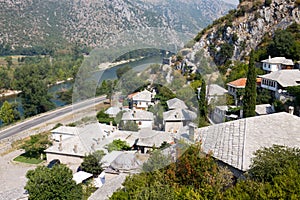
[46,153,83,166]
[263,63,280,72]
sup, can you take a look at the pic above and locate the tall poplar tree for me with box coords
[243,50,257,118]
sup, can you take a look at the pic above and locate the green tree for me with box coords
[287,85,300,106]
[248,145,300,183]
[80,153,104,177]
[110,171,177,200]
[21,133,52,158]
[198,79,208,127]
[0,68,11,89]
[105,139,131,152]
[4,56,12,69]
[219,43,234,64]
[96,110,115,125]
[155,85,176,110]
[243,51,257,118]
[142,150,171,172]
[0,101,16,124]
[25,165,83,200]
[120,121,140,132]
[268,30,296,59]
[13,64,55,117]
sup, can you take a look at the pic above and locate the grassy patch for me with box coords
[13,153,43,164]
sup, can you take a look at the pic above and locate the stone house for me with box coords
[260,69,300,100]
[121,109,154,129]
[261,56,294,73]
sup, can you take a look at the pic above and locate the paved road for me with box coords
[0,96,106,140]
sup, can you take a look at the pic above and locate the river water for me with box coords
[0,56,163,126]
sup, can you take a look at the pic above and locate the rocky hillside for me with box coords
[0,0,234,49]
[186,0,300,66]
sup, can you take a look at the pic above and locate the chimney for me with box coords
[289,106,294,115]
[189,123,196,142]
[110,121,113,127]
[59,134,62,142]
[73,145,78,153]
[269,55,271,61]
[97,138,101,144]
[91,143,95,151]
[58,143,62,151]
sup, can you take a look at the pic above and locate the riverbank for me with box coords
[98,57,144,71]
[0,90,22,99]
[47,78,74,87]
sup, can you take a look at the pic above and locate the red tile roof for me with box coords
[227,78,261,88]
[127,92,139,99]
[227,78,247,88]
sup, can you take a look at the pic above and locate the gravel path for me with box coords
[0,150,37,200]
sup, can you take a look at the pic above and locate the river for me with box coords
[0,55,163,126]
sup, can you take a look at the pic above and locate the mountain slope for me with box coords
[0,0,234,49]
[186,0,300,66]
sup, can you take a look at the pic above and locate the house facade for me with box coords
[128,89,154,110]
[121,109,154,129]
[261,56,294,73]
[163,109,197,133]
[227,78,261,105]
[260,69,300,99]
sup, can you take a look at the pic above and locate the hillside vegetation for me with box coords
[0,0,234,51]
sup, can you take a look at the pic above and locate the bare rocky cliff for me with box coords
[186,0,300,66]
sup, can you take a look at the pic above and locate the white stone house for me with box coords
[260,69,300,99]
[45,123,138,165]
[128,90,154,110]
[163,109,197,133]
[121,110,154,129]
[261,56,294,73]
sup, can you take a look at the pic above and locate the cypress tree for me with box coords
[199,79,208,126]
[243,50,257,118]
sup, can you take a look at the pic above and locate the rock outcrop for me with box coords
[186,0,300,66]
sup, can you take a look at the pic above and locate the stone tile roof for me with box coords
[109,152,148,173]
[260,69,300,87]
[131,90,152,102]
[45,123,139,156]
[89,173,128,200]
[122,110,154,121]
[261,57,294,65]
[167,98,188,110]
[136,129,173,147]
[195,112,300,171]
[105,107,121,115]
[51,126,78,135]
[206,84,227,96]
[163,109,197,121]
